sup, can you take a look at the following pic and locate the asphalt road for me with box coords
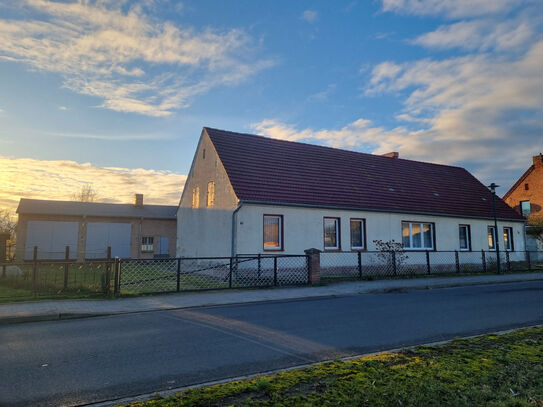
[1,280,542,407]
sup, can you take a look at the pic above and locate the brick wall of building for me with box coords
[504,154,543,216]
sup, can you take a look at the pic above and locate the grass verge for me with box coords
[123,326,543,407]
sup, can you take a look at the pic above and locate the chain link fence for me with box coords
[0,259,114,300]
[320,250,543,281]
[117,254,309,295]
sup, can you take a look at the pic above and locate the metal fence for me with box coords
[116,254,310,295]
[320,250,543,281]
[0,259,114,300]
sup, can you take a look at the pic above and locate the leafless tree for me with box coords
[71,184,98,202]
[0,209,16,240]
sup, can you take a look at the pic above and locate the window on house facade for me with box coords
[141,236,154,252]
[263,215,283,250]
[503,227,514,251]
[488,226,496,250]
[520,200,531,216]
[324,217,340,250]
[459,224,471,251]
[350,219,365,250]
[192,187,199,209]
[402,222,434,250]
[524,183,529,190]
[207,181,215,207]
[202,148,206,159]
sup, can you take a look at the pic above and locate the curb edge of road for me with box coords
[1,273,542,325]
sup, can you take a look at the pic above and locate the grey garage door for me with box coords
[25,221,79,260]
[85,222,131,259]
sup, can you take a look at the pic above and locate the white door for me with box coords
[25,221,79,260]
[85,222,131,258]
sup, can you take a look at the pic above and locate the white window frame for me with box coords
[263,215,283,251]
[459,224,471,251]
[520,200,531,217]
[207,181,215,207]
[350,218,365,250]
[402,221,434,250]
[323,217,340,250]
[503,227,513,251]
[488,226,496,250]
[141,236,154,253]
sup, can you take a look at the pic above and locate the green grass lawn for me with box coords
[122,326,543,407]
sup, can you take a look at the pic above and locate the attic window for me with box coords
[388,187,395,192]
[433,193,440,197]
[202,149,206,159]
[481,197,487,201]
[525,183,529,190]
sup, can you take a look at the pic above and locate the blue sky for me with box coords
[0,0,542,211]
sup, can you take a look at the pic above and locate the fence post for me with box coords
[113,258,121,295]
[358,251,362,279]
[481,250,487,273]
[455,250,460,274]
[526,251,532,271]
[32,246,38,296]
[273,256,278,286]
[63,246,70,290]
[229,257,233,288]
[304,248,321,285]
[103,246,111,295]
[257,253,262,278]
[391,251,397,276]
[426,250,431,275]
[176,258,181,292]
[505,251,511,273]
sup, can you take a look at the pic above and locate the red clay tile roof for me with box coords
[205,127,524,221]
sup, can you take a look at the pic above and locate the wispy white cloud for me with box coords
[411,17,539,52]
[58,106,68,111]
[0,156,186,213]
[301,10,319,23]
[308,84,336,102]
[381,0,525,18]
[0,0,274,117]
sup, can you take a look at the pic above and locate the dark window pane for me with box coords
[350,220,363,248]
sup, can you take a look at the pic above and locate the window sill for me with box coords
[263,248,284,252]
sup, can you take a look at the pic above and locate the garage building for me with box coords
[16,195,176,261]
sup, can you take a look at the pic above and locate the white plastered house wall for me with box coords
[177,130,526,259]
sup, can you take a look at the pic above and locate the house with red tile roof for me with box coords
[177,127,525,258]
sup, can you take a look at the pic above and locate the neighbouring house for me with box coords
[177,127,525,258]
[16,194,176,261]
[503,153,543,250]
[0,232,9,262]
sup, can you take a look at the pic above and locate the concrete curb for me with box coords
[1,273,542,325]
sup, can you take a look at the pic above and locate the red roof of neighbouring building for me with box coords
[205,127,524,221]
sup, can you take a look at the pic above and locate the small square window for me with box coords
[142,236,154,252]
[524,183,529,190]
[520,201,531,216]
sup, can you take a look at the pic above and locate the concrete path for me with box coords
[2,272,542,324]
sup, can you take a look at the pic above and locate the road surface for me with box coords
[1,280,542,406]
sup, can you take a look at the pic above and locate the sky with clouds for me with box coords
[0,0,542,213]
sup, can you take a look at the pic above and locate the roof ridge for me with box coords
[204,126,465,171]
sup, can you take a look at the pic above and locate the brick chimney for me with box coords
[533,153,543,168]
[134,194,144,207]
[382,152,399,159]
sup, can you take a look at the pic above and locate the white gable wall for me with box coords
[177,130,239,257]
[235,204,525,255]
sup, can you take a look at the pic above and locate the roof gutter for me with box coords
[238,200,525,223]
[231,202,243,257]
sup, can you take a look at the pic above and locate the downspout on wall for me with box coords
[231,203,243,257]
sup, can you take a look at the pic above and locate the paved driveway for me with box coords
[1,281,542,406]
